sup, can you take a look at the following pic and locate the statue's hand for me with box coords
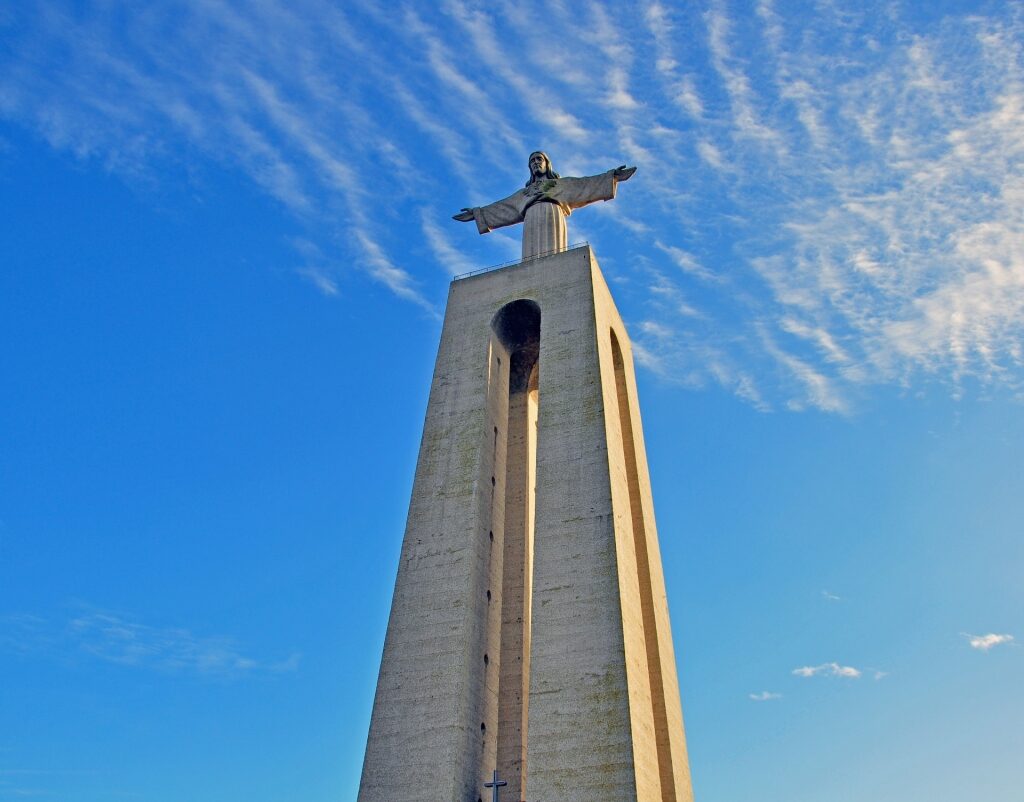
[613,165,637,181]
[452,208,475,222]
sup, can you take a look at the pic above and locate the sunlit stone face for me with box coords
[528,152,549,178]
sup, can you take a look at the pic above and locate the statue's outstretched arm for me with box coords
[452,192,526,235]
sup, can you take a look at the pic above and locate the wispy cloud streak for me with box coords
[749,690,782,701]
[1,2,1022,408]
[1,609,299,678]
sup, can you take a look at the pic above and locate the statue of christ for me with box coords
[453,151,637,260]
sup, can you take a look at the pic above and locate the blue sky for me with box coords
[1,1,1022,800]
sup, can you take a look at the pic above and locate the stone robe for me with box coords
[469,169,620,260]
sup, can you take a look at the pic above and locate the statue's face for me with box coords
[529,152,548,177]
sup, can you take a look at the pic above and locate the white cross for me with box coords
[484,770,508,802]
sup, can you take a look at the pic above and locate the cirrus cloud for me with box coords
[1,1,1021,410]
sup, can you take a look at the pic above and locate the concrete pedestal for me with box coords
[357,246,693,802]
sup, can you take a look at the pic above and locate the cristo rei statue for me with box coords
[453,151,637,260]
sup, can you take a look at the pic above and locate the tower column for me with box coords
[358,246,692,802]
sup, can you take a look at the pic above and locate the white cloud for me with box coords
[760,328,850,414]
[68,611,301,676]
[442,2,587,142]
[296,266,339,296]
[605,67,641,111]
[631,341,664,373]
[421,208,476,277]
[291,238,340,296]
[2,1,1022,409]
[781,318,850,365]
[821,590,841,601]
[964,633,1015,651]
[704,5,787,154]
[655,241,719,283]
[0,613,52,654]
[676,75,705,119]
[2,609,299,678]
[399,9,523,165]
[640,320,674,340]
[751,16,1024,399]
[792,662,862,678]
[637,6,1024,408]
[749,690,782,701]
[354,231,437,316]
[0,2,446,311]
[696,139,725,170]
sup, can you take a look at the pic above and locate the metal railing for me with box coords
[452,241,589,281]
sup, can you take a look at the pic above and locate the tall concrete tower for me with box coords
[357,244,693,802]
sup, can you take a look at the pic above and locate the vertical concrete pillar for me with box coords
[357,246,693,802]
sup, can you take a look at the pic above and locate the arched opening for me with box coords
[491,300,541,365]
[483,298,540,802]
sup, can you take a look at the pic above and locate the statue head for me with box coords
[526,151,559,186]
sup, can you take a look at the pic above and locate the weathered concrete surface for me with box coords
[357,246,692,802]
